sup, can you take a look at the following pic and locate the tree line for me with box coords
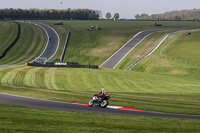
[0,8,101,20]
[106,12,120,20]
[105,8,200,21]
[134,9,200,21]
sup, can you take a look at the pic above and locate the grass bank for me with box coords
[39,20,200,65]
[131,30,200,78]
[0,22,18,54]
[0,22,47,65]
[0,66,200,115]
[0,104,200,133]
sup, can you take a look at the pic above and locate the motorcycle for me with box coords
[88,95,112,108]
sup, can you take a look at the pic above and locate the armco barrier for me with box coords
[0,22,21,59]
[27,62,99,69]
[60,31,70,62]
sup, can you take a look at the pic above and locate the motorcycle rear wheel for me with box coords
[101,100,108,108]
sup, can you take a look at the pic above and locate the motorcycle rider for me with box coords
[94,88,107,102]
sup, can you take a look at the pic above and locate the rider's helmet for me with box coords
[101,88,105,93]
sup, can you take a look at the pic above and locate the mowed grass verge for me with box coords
[116,32,167,70]
[0,104,200,133]
[0,66,200,115]
[0,22,18,54]
[0,22,47,65]
[39,20,200,65]
[131,30,200,78]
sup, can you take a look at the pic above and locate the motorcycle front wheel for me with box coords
[88,100,93,107]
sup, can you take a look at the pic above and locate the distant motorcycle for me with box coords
[88,95,112,108]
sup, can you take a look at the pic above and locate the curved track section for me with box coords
[127,34,169,70]
[100,30,164,69]
[0,93,200,119]
[31,22,59,62]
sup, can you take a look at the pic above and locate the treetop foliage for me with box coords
[106,12,112,19]
[114,13,120,20]
[0,8,101,20]
[135,8,200,20]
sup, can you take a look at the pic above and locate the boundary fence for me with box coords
[27,62,99,69]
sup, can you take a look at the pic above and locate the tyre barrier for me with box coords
[27,62,99,69]
[0,22,21,59]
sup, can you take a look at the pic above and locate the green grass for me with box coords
[0,104,200,133]
[162,31,200,65]
[131,30,200,78]
[39,20,200,65]
[0,22,47,65]
[0,21,200,116]
[0,66,200,115]
[116,32,167,70]
[1,20,200,132]
[0,22,18,54]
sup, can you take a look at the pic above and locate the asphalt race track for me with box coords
[31,22,59,62]
[0,93,200,119]
[100,30,164,69]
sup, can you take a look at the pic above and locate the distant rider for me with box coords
[94,88,107,102]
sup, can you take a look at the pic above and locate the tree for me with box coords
[113,13,120,20]
[141,14,149,20]
[106,12,112,19]
[135,14,141,20]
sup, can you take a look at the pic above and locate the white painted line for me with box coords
[30,22,60,63]
[99,31,143,68]
[127,33,169,70]
[113,32,154,69]
[44,24,60,62]
[107,106,122,109]
[147,34,169,57]
[30,22,49,63]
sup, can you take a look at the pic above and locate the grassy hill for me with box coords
[0,22,47,65]
[0,22,18,54]
[0,21,199,115]
[131,30,200,78]
[40,20,200,65]
[0,20,200,132]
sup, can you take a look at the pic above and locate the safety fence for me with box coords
[162,55,199,67]
[60,30,70,62]
[27,62,99,69]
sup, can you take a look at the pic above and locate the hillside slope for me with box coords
[0,22,18,54]
[0,22,47,65]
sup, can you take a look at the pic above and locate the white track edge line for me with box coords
[113,32,154,69]
[99,31,143,68]
[44,23,60,62]
[30,22,49,63]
